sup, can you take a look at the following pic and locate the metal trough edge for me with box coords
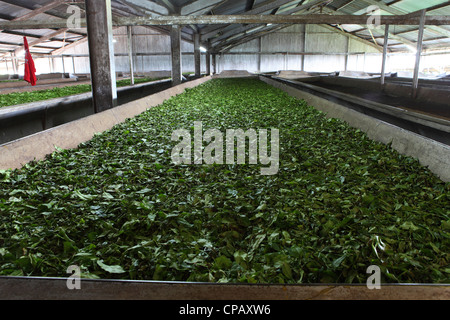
[0,276,448,300]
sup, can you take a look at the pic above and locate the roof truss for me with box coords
[0,0,448,56]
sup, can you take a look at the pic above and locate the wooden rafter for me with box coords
[0,13,449,30]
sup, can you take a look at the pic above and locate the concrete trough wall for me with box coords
[0,79,177,146]
[0,76,211,170]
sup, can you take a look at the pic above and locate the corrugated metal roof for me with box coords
[329,0,450,52]
[0,0,448,55]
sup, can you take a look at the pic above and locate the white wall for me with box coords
[11,26,210,76]
[218,24,385,74]
[2,25,449,77]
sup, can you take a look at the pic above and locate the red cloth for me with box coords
[23,37,37,86]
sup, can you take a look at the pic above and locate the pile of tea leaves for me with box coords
[0,78,449,284]
[0,77,166,109]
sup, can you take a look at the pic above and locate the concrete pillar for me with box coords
[212,54,216,74]
[412,10,426,99]
[257,37,262,73]
[206,50,211,76]
[127,26,135,85]
[344,37,349,72]
[11,52,17,75]
[61,56,66,76]
[171,25,182,86]
[381,25,390,87]
[85,0,117,113]
[205,40,211,76]
[72,56,76,74]
[194,33,201,77]
[301,25,306,71]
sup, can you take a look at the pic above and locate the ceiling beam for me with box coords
[199,0,305,36]
[14,28,69,54]
[361,0,450,39]
[0,0,75,21]
[51,36,88,55]
[109,4,194,43]
[0,0,71,37]
[0,14,449,29]
[327,6,417,50]
[9,0,69,21]
[320,24,383,52]
[245,0,303,15]
[0,1,86,59]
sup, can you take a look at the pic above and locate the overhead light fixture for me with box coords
[200,46,207,52]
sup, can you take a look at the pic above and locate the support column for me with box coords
[412,10,426,99]
[257,37,262,73]
[85,0,117,113]
[194,33,201,77]
[11,53,17,75]
[381,25,390,87]
[61,56,66,76]
[72,56,76,74]
[127,26,135,85]
[206,50,211,76]
[344,37,349,72]
[300,25,306,71]
[171,25,182,86]
[212,54,216,74]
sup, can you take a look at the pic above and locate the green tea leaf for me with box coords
[97,260,126,274]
